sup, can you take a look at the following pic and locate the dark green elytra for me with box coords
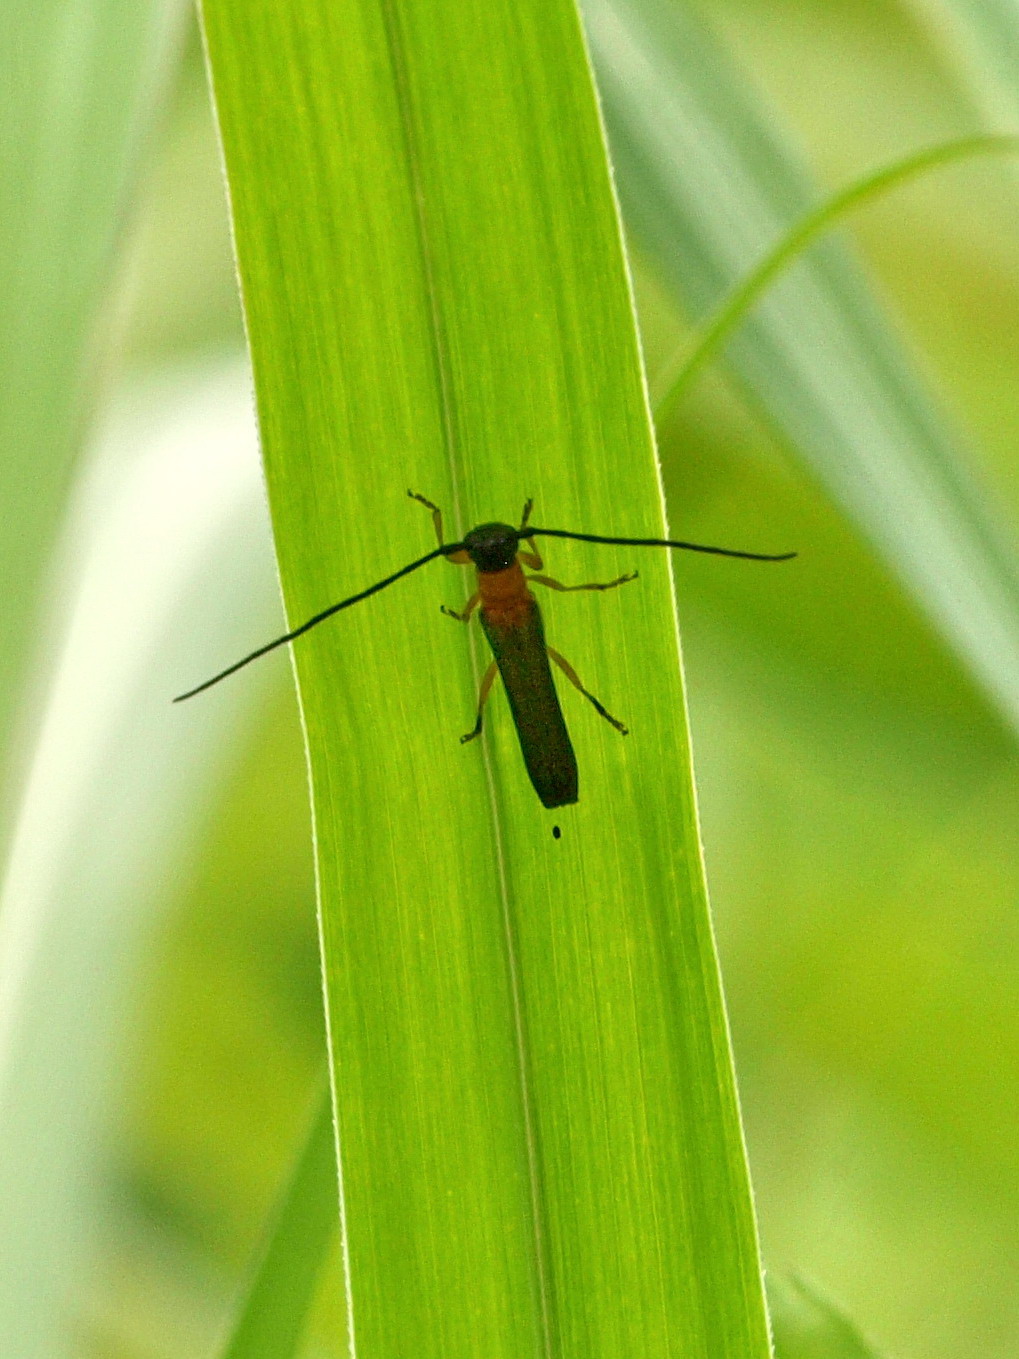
[480,595,577,809]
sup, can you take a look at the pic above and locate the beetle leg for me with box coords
[409,490,471,565]
[547,646,628,735]
[441,591,481,623]
[517,498,545,570]
[529,570,638,593]
[407,489,445,547]
[461,660,499,743]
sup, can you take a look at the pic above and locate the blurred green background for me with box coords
[3,1,1019,1356]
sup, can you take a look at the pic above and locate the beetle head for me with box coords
[462,522,521,573]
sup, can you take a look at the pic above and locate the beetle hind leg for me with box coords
[547,646,628,735]
[461,661,499,744]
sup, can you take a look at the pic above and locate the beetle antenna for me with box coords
[174,544,462,702]
[525,527,796,562]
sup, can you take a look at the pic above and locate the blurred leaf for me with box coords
[587,0,1019,738]
[198,0,771,1356]
[0,0,185,781]
[220,1080,338,1359]
[768,1276,887,1359]
[655,134,1019,417]
[0,362,280,1359]
[911,0,1019,129]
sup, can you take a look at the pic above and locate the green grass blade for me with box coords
[588,0,1019,737]
[198,1,772,1356]
[220,1080,339,1359]
[768,1277,886,1359]
[0,0,182,772]
[654,134,1019,418]
[217,1106,896,1359]
[215,1094,892,1359]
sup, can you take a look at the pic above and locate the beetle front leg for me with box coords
[409,490,471,566]
[518,497,544,570]
[407,489,446,547]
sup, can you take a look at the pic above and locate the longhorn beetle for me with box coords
[175,493,795,808]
